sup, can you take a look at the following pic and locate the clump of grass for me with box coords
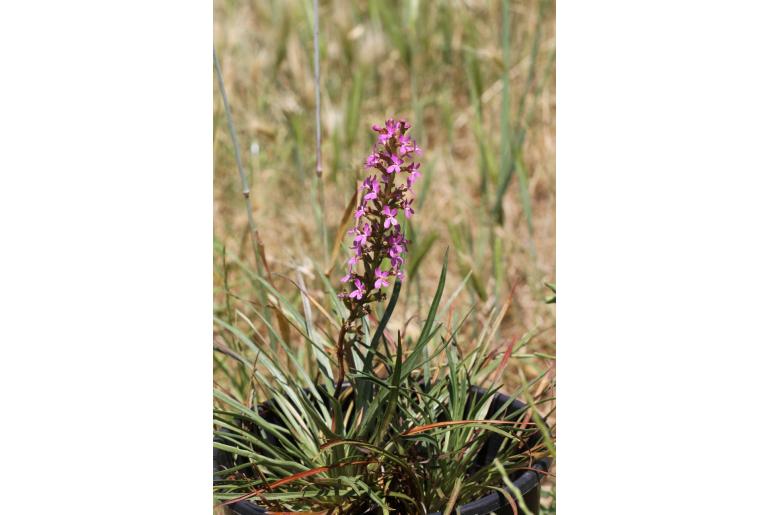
[214,253,552,513]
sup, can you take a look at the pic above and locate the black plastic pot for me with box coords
[214,387,550,515]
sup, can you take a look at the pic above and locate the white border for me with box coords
[1,2,212,513]
[559,1,770,512]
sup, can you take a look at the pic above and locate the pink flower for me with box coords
[349,278,365,300]
[363,177,380,201]
[365,152,379,168]
[403,198,414,219]
[388,232,406,261]
[374,267,390,289]
[407,164,422,191]
[342,118,419,291]
[382,206,399,228]
[386,154,403,175]
[376,119,398,144]
[353,223,371,248]
[361,175,376,191]
[388,238,404,259]
[397,134,414,156]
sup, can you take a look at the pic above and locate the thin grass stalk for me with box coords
[214,46,276,346]
[492,0,513,303]
[312,0,329,264]
[313,0,322,178]
[499,0,512,206]
[214,48,266,276]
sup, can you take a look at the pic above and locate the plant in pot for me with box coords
[214,119,554,514]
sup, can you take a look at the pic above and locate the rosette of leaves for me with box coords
[214,253,553,514]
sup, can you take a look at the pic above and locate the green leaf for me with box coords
[404,249,449,375]
[374,334,402,447]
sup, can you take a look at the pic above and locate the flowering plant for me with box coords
[335,118,422,392]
